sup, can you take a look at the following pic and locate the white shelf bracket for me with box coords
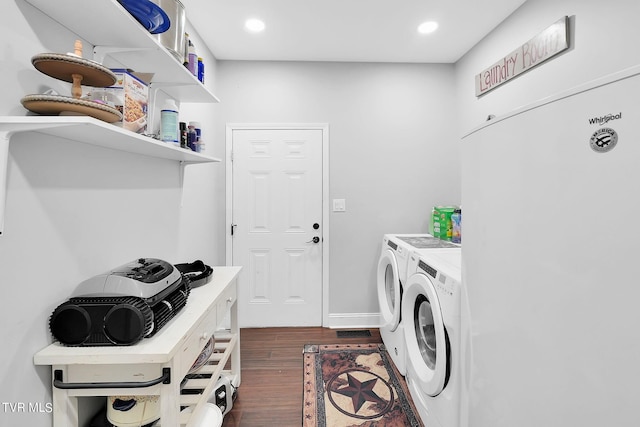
[92,46,155,65]
[179,160,186,207]
[147,81,192,125]
[145,84,191,138]
[147,84,159,137]
[179,161,198,207]
[148,82,192,89]
[0,131,12,236]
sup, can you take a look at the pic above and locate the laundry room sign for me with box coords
[475,16,569,97]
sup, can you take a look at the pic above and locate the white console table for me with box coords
[34,266,242,427]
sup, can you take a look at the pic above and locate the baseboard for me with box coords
[326,312,381,329]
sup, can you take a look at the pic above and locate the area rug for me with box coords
[302,343,424,427]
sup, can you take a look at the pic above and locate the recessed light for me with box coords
[417,21,438,34]
[245,18,265,33]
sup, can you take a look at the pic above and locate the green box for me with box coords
[430,206,458,241]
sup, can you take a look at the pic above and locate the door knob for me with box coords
[306,236,320,244]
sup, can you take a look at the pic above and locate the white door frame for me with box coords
[225,123,330,326]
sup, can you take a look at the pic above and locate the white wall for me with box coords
[213,61,460,325]
[0,1,222,425]
[178,25,225,265]
[456,0,640,133]
[11,0,639,423]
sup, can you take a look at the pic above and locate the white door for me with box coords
[231,128,324,327]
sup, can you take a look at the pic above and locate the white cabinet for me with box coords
[34,266,242,427]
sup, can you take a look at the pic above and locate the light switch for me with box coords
[333,199,346,212]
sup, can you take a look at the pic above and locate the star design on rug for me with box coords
[326,368,394,419]
[333,372,388,413]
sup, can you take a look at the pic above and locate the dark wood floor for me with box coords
[221,327,382,427]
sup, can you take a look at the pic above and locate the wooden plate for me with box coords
[21,94,123,123]
[31,53,117,87]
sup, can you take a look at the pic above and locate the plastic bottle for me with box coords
[451,208,462,244]
[187,124,198,151]
[160,99,179,145]
[187,40,197,76]
[189,121,202,152]
[189,121,201,140]
[197,57,205,83]
[179,121,187,148]
[183,33,190,66]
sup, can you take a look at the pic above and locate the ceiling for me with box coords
[178,0,527,64]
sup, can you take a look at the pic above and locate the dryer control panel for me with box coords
[436,273,456,297]
[418,259,437,278]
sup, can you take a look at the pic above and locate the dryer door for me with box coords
[403,272,448,396]
[377,249,401,331]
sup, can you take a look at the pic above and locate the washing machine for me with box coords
[402,249,462,427]
[377,234,458,376]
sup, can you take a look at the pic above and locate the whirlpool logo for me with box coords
[588,112,622,125]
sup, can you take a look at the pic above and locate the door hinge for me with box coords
[231,223,237,236]
[230,150,234,162]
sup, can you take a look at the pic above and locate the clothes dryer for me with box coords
[402,249,462,427]
[377,234,412,376]
[377,234,457,376]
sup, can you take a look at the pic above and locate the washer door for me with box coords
[377,249,401,331]
[403,272,448,396]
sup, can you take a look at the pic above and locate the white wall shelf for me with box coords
[6,0,222,235]
[0,116,220,234]
[34,266,242,427]
[0,116,220,163]
[23,0,219,104]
